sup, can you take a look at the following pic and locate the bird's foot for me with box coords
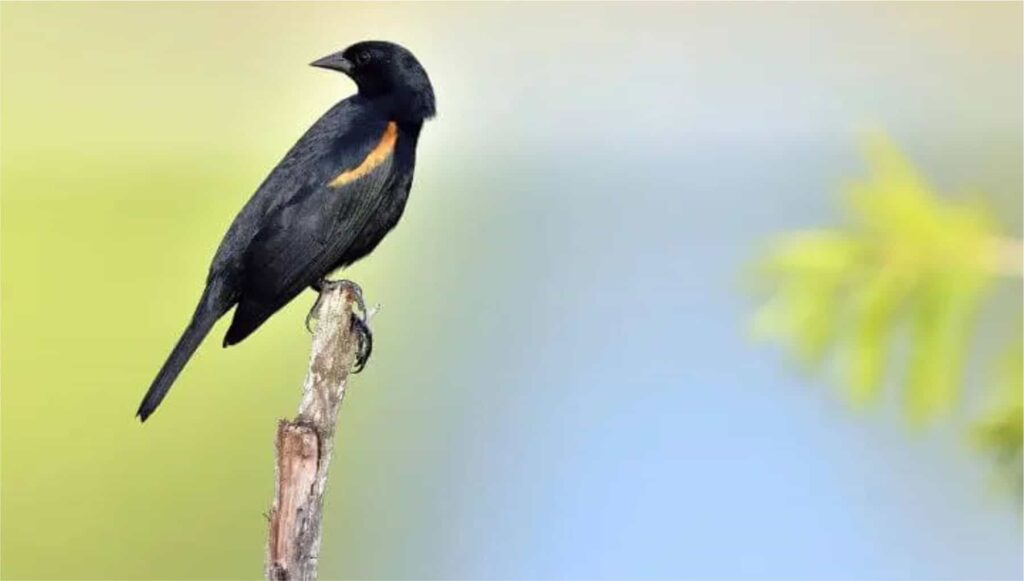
[310,278,366,310]
[306,279,365,332]
[305,278,374,373]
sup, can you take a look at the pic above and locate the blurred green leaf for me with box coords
[846,266,913,406]
[757,230,862,276]
[752,232,863,366]
[905,272,988,424]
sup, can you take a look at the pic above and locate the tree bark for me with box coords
[266,285,364,581]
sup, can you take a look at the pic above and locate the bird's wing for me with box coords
[223,116,400,345]
[211,98,387,273]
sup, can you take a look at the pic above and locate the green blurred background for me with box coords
[2,3,1021,580]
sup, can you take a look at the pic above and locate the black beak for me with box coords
[310,51,353,75]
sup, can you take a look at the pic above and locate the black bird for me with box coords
[136,41,435,422]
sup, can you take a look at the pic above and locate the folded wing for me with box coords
[223,119,399,345]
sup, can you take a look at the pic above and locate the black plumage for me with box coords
[136,41,435,422]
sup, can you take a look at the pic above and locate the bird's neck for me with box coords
[365,88,435,124]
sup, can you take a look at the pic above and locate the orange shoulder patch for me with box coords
[329,121,398,188]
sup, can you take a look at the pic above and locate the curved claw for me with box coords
[305,292,326,333]
[350,312,373,373]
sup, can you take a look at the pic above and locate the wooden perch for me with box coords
[266,285,369,581]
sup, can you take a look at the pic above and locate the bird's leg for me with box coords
[305,278,373,372]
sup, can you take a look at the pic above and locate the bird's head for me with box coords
[311,41,436,122]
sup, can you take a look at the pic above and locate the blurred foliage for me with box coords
[973,339,1023,495]
[752,134,1022,491]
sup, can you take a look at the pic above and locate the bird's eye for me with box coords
[357,52,371,65]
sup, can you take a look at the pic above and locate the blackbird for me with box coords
[136,41,435,422]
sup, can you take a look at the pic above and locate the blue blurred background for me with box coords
[2,3,1021,579]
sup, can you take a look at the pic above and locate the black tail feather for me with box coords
[136,284,230,422]
[223,296,277,347]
